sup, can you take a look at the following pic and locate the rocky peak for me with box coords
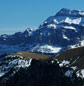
[56,8,84,17]
[23,28,33,36]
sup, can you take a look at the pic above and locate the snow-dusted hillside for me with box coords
[1,47,84,86]
[0,54,32,78]
[53,46,84,79]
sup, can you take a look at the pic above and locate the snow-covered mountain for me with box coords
[0,8,84,55]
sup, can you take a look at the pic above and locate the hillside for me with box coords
[53,47,84,69]
[0,51,82,86]
[52,46,84,79]
[1,47,84,85]
[12,51,51,61]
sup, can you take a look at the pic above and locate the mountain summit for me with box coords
[56,8,84,17]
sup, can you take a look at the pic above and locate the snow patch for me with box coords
[53,19,58,24]
[63,26,76,30]
[59,60,70,67]
[0,55,32,78]
[64,17,81,24]
[30,44,62,54]
[63,34,70,40]
[71,66,77,70]
[76,69,84,79]
[47,24,56,29]
[80,40,84,46]
[79,11,84,16]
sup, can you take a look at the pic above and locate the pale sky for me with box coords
[0,0,84,34]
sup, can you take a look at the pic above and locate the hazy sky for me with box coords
[0,0,84,34]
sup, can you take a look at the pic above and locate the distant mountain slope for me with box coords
[0,8,84,55]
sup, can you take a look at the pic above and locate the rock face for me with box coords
[1,8,84,55]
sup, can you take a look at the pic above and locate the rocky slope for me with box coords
[1,8,84,55]
[1,46,84,86]
[52,46,84,79]
[0,51,82,86]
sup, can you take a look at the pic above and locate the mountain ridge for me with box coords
[56,8,84,17]
[0,8,84,56]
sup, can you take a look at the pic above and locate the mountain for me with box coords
[1,47,84,86]
[0,8,84,55]
[52,46,84,78]
[1,8,84,86]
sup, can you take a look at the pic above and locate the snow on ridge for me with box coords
[71,66,78,71]
[53,19,58,24]
[76,69,84,79]
[30,44,62,54]
[5,55,32,68]
[43,16,82,29]
[80,40,84,46]
[79,11,84,16]
[0,55,32,78]
[47,24,56,29]
[63,34,70,41]
[59,60,70,67]
[63,26,76,30]
[64,17,81,24]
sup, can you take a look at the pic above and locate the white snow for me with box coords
[30,44,62,54]
[63,26,76,30]
[69,44,81,49]
[51,60,55,64]
[71,66,77,70]
[80,40,84,46]
[64,17,81,24]
[45,16,82,27]
[55,59,60,64]
[65,17,72,24]
[0,70,9,77]
[76,69,84,79]
[69,40,84,49]
[63,34,70,40]
[59,60,70,67]
[53,19,58,24]
[72,17,81,24]
[82,24,84,26]
[80,69,84,78]
[70,45,77,48]
[79,11,84,16]
[2,35,7,38]
[16,58,32,68]
[25,28,33,36]
[0,55,32,78]
[47,24,56,29]
[44,21,47,24]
